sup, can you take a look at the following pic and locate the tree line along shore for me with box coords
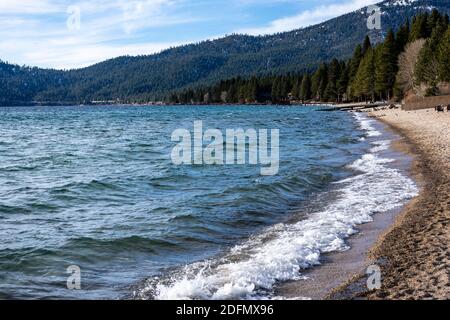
[169,10,450,106]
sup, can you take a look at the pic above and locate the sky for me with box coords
[0,0,381,69]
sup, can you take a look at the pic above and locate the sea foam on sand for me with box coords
[137,113,418,300]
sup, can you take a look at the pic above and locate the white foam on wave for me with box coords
[370,140,391,153]
[354,112,382,137]
[138,114,418,300]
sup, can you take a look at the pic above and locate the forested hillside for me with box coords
[171,10,449,104]
[1,0,449,105]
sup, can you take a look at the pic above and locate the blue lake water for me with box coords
[0,105,417,299]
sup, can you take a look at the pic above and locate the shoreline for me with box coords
[276,113,417,300]
[0,102,333,108]
[330,109,449,300]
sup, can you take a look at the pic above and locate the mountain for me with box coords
[1,0,449,105]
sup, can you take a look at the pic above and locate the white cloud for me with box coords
[0,0,63,14]
[238,0,380,35]
[0,0,197,68]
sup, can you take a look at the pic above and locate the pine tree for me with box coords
[299,74,312,102]
[349,45,363,80]
[396,19,410,55]
[227,82,237,103]
[337,62,349,102]
[354,47,375,101]
[409,13,429,41]
[362,36,372,55]
[310,64,328,101]
[279,77,289,99]
[319,64,329,101]
[347,44,363,99]
[311,69,320,100]
[415,26,443,94]
[427,9,442,35]
[375,30,398,100]
[247,77,258,102]
[349,38,372,100]
[271,77,282,103]
[291,77,301,99]
[415,43,439,95]
[438,26,450,82]
[324,59,341,102]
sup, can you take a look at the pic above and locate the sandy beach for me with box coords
[335,108,449,300]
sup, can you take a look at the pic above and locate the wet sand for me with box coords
[332,108,449,300]
[277,203,406,300]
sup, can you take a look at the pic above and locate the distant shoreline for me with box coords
[0,101,335,107]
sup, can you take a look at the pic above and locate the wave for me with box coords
[63,236,184,254]
[134,113,419,300]
[49,179,123,194]
[354,113,382,137]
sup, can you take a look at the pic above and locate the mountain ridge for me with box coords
[1,0,449,105]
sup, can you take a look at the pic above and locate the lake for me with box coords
[0,105,417,299]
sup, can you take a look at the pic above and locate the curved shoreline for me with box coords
[277,113,418,300]
[330,109,449,300]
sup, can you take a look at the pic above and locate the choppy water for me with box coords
[0,105,418,299]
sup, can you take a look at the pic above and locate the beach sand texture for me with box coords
[364,108,450,300]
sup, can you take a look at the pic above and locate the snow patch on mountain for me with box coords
[385,0,418,7]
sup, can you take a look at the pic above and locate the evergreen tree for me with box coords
[354,47,375,101]
[415,26,443,94]
[427,9,442,35]
[279,77,290,99]
[311,63,328,101]
[337,62,349,102]
[362,36,372,55]
[349,45,363,80]
[291,77,301,99]
[415,43,439,95]
[375,30,398,100]
[438,26,450,82]
[299,74,312,102]
[226,82,236,103]
[347,44,363,99]
[409,13,429,41]
[271,77,282,103]
[324,59,341,102]
[396,19,410,54]
[247,77,258,102]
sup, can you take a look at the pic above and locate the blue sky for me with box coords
[0,0,380,69]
